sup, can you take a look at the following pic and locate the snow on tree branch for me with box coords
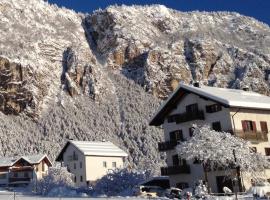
[91,168,151,196]
[34,166,74,196]
[176,125,270,180]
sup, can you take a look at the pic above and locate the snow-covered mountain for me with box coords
[0,0,269,172]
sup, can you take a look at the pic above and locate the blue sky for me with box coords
[48,0,270,25]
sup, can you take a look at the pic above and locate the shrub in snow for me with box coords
[177,125,270,182]
[91,168,151,196]
[33,167,74,196]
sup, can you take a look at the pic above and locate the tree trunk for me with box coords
[203,163,211,193]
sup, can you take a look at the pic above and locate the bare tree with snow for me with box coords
[176,125,270,192]
[34,166,74,196]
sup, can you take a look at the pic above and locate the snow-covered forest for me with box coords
[0,0,270,173]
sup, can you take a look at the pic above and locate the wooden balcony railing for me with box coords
[161,165,191,175]
[158,141,178,152]
[233,130,268,142]
[9,177,31,183]
[175,110,205,124]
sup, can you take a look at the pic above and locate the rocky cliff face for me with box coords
[87,5,270,99]
[0,1,269,173]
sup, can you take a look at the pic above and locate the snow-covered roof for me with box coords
[0,157,18,167]
[22,154,52,165]
[0,154,52,167]
[56,140,128,161]
[150,83,270,126]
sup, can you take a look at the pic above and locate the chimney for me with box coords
[193,82,200,88]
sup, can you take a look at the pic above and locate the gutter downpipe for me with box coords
[231,108,244,193]
[231,108,240,134]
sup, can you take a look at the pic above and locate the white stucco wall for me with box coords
[62,143,125,186]
[163,93,232,167]
[85,156,124,181]
[62,144,86,187]
[161,92,270,193]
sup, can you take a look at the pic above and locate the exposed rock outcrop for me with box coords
[87,5,270,98]
[0,57,33,115]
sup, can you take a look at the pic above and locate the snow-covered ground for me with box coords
[0,192,256,200]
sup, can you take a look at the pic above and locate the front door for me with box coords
[216,176,234,193]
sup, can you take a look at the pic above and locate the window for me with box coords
[24,172,29,178]
[80,162,82,169]
[242,120,256,132]
[169,130,184,141]
[265,148,270,156]
[74,163,76,169]
[172,155,179,166]
[0,174,7,179]
[189,127,194,137]
[167,115,178,123]
[74,176,77,183]
[80,176,83,182]
[103,161,107,168]
[250,147,257,153]
[172,155,186,166]
[73,151,76,159]
[212,121,222,132]
[14,173,18,178]
[260,121,268,133]
[112,162,117,168]
[186,103,198,113]
[206,104,222,113]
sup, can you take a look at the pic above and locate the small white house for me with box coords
[56,140,128,187]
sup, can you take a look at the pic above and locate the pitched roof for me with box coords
[0,157,18,167]
[56,140,128,161]
[22,154,52,165]
[0,154,52,167]
[150,83,270,126]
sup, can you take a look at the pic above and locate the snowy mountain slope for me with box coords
[0,1,270,173]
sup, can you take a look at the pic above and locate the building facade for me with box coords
[150,83,270,193]
[0,154,52,187]
[56,140,128,187]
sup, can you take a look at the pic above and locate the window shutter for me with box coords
[206,105,210,113]
[241,120,247,132]
[260,121,268,133]
[252,121,257,132]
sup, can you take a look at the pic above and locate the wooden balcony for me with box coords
[9,177,31,183]
[158,141,178,152]
[161,165,191,175]
[175,110,205,124]
[233,131,268,142]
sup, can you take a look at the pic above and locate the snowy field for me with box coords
[0,193,150,200]
[0,192,255,200]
